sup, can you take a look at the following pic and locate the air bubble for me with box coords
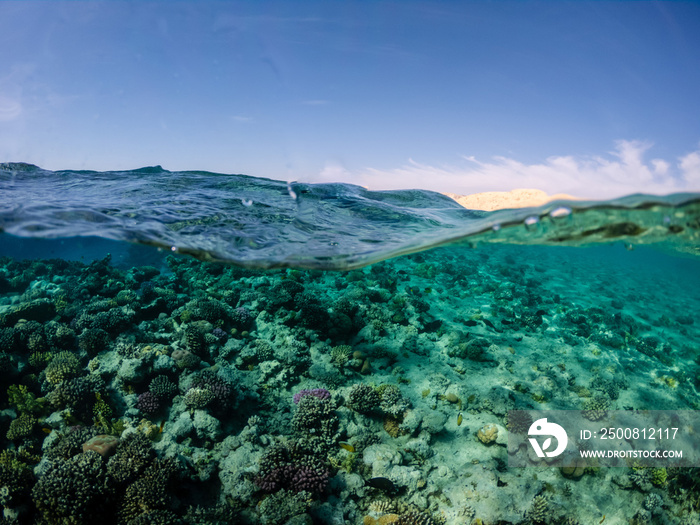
[550,206,572,219]
[524,215,539,227]
[492,223,501,232]
[241,198,253,207]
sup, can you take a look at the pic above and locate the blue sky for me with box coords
[1,1,699,198]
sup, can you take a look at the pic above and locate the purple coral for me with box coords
[212,327,228,340]
[256,464,295,492]
[290,465,330,493]
[191,371,232,408]
[136,391,160,415]
[293,388,331,404]
[231,307,254,330]
[257,464,329,494]
[139,281,157,301]
[255,441,331,496]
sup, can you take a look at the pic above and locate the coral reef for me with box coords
[347,383,382,414]
[0,234,697,524]
[293,387,331,404]
[32,450,110,523]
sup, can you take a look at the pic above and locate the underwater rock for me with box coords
[192,409,222,441]
[444,392,459,404]
[382,465,422,492]
[169,411,196,441]
[404,438,434,461]
[0,299,55,326]
[560,459,586,479]
[362,444,401,478]
[117,356,150,383]
[418,409,447,435]
[330,471,367,499]
[82,434,120,458]
[218,441,260,503]
[360,358,373,374]
[449,337,491,361]
[485,386,516,416]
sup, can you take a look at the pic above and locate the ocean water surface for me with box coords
[0,164,699,524]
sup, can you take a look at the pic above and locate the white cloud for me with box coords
[335,140,700,199]
[651,159,669,176]
[680,149,700,185]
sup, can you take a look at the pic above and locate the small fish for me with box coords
[338,441,355,452]
[482,318,496,329]
[159,420,165,434]
[457,412,463,426]
[464,320,477,327]
[599,516,605,524]
[41,427,52,434]
[367,477,396,493]
[535,309,546,316]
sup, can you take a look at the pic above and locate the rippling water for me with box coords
[1,162,698,268]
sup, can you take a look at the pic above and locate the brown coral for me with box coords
[476,423,498,444]
[396,510,433,525]
[369,500,396,514]
[383,416,406,438]
[364,515,400,525]
[506,410,533,434]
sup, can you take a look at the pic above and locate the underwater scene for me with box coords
[1,164,700,525]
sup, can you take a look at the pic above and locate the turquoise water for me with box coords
[0,165,699,524]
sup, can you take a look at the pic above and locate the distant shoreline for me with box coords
[443,188,580,211]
